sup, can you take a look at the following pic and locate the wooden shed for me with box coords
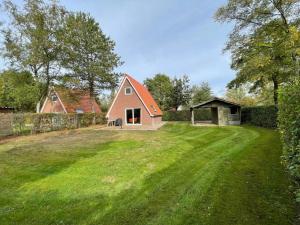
[190,97,241,126]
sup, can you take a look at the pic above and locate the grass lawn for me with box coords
[0,123,296,225]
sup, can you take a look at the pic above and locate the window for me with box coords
[230,107,238,114]
[125,87,132,95]
[76,109,84,114]
[126,108,141,125]
[51,94,58,102]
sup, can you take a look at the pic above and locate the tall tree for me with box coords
[191,82,212,105]
[0,70,40,111]
[1,0,67,97]
[225,85,257,106]
[144,74,173,110]
[215,0,300,106]
[60,12,122,98]
[169,75,191,111]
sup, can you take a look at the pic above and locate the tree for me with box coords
[0,70,40,111]
[226,84,275,106]
[1,0,67,97]
[215,0,300,106]
[191,82,212,105]
[225,86,257,106]
[144,74,173,110]
[169,75,191,111]
[60,12,122,98]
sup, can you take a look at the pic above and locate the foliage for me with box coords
[169,75,191,111]
[1,0,67,96]
[0,124,295,225]
[0,112,106,137]
[162,109,211,121]
[226,86,257,106]
[144,74,173,111]
[215,0,300,106]
[61,12,122,97]
[0,70,40,111]
[278,78,300,201]
[191,82,212,105]
[99,92,113,113]
[226,84,275,106]
[241,106,277,128]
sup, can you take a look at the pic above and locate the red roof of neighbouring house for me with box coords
[54,87,101,113]
[125,74,162,116]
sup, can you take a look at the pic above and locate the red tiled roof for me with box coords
[55,88,101,113]
[125,74,162,116]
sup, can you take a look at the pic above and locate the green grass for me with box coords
[0,123,295,225]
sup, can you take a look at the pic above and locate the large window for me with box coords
[126,108,141,125]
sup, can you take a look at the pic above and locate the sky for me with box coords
[0,0,234,96]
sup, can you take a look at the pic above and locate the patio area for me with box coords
[98,122,167,131]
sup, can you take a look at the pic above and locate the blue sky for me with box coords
[0,0,234,96]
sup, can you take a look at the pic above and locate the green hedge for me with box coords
[2,113,107,136]
[278,79,300,201]
[241,106,277,128]
[162,109,211,121]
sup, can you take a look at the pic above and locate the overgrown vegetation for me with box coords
[0,123,295,225]
[278,78,300,201]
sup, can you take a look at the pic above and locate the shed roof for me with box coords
[191,97,241,109]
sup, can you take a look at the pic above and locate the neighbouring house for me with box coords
[106,74,163,128]
[190,97,241,126]
[0,107,14,113]
[40,87,101,113]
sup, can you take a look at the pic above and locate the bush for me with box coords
[241,106,277,128]
[278,79,300,201]
[162,109,211,121]
[1,113,107,137]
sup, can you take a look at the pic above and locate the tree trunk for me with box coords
[89,80,96,124]
[272,75,279,107]
[45,63,51,96]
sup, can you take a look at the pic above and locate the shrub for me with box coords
[162,109,211,121]
[241,106,277,128]
[1,113,107,137]
[278,79,300,201]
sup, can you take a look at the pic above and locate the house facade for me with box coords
[40,87,101,114]
[106,74,163,128]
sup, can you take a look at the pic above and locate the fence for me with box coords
[0,113,107,138]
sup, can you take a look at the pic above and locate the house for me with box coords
[190,97,241,126]
[106,74,163,128]
[40,87,101,113]
[0,107,14,113]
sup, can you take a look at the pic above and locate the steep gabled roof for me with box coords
[42,87,101,113]
[106,74,162,117]
[126,75,162,116]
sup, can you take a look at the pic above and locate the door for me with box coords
[126,108,141,125]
